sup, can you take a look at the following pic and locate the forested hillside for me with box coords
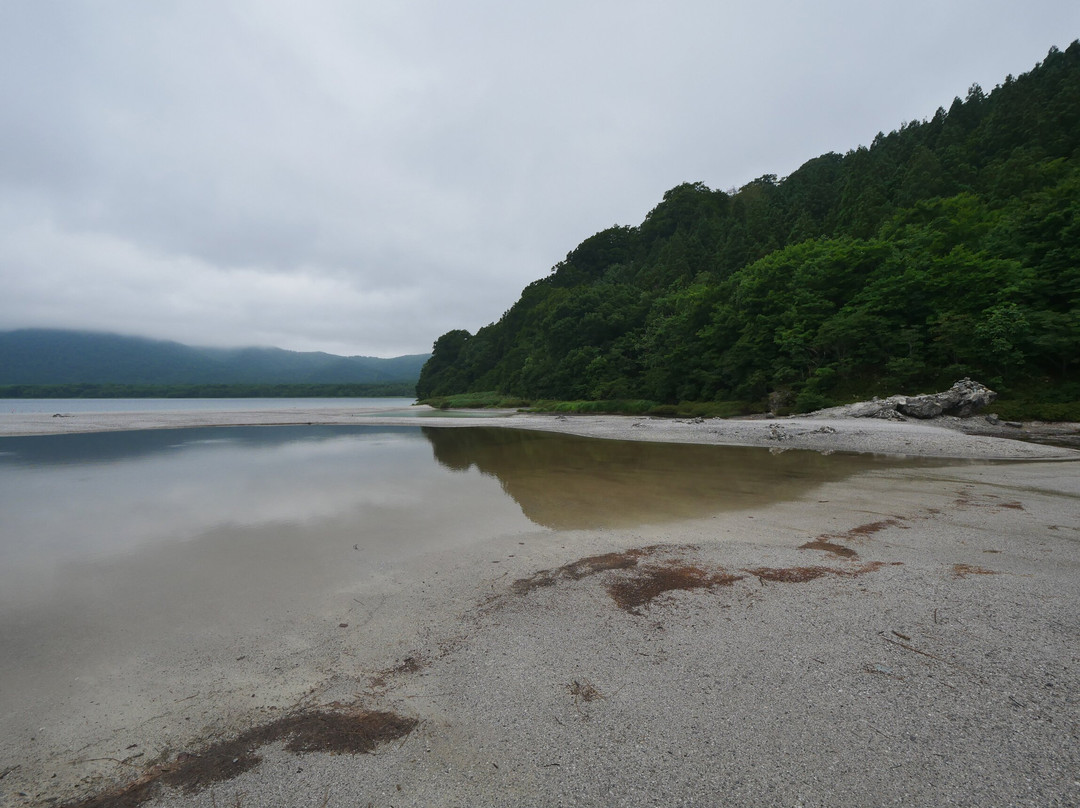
[0,329,429,387]
[418,43,1080,416]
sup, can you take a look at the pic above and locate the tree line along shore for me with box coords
[418,43,1080,423]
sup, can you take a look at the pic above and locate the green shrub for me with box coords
[648,404,680,417]
[794,390,835,413]
[642,400,763,418]
[527,399,658,415]
[418,391,528,409]
[990,398,1080,422]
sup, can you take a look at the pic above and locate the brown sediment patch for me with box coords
[802,518,905,559]
[274,710,416,755]
[60,709,416,808]
[510,568,561,596]
[846,518,906,536]
[607,562,744,615]
[951,563,1001,579]
[509,546,736,614]
[746,565,834,583]
[563,550,646,580]
[511,546,680,596]
[744,561,888,584]
[512,545,892,615]
[799,538,859,559]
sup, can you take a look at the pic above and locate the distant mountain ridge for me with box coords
[0,329,430,385]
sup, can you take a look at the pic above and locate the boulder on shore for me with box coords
[814,378,997,420]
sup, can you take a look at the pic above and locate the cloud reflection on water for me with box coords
[0,426,528,612]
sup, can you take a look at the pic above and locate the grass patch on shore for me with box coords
[645,400,763,418]
[419,391,531,409]
[420,387,1080,422]
[420,392,764,418]
[988,396,1080,422]
[530,399,658,415]
[524,398,764,417]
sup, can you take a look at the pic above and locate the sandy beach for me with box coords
[2,404,1079,460]
[1,409,1078,808]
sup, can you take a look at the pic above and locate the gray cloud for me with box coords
[1,0,1077,357]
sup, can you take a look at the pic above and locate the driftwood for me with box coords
[815,378,996,420]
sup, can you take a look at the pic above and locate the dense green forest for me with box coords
[418,43,1080,418]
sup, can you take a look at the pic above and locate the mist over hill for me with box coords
[0,329,429,386]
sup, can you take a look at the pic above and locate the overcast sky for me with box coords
[1,1,1077,357]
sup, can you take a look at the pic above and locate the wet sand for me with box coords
[1,411,1078,807]
[2,405,1078,459]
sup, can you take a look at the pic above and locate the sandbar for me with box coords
[2,405,1078,460]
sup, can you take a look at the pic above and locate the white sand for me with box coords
[1,410,1078,808]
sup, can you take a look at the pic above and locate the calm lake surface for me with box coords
[0,424,939,762]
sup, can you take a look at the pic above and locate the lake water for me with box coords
[0,424,939,785]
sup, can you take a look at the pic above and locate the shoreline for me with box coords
[1,406,1079,460]
[2,412,1078,807]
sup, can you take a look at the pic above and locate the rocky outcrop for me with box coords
[815,379,997,420]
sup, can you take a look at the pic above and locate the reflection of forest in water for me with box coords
[421,427,937,530]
